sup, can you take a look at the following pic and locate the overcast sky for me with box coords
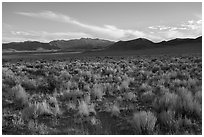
[2,2,202,43]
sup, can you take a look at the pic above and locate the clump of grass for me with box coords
[120,80,130,90]
[91,84,105,100]
[84,93,91,104]
[22,100,54,121]
[158,110,176,132]
[177,116,193,130]
[36,101,53,116]
[187,78,197,87]
[59,70,72,81]
[110,103,120,117]
[21,77,37,90]
[153,91,178,112]
[177,87,201,118]
[124,92,136,101]
[130,111,157,134]
[78,101,89,116]
[78,101,96,116]
[141,90,155,104]
[48,96,62,116]
[11,84,29,107]
[194,90,202,104]
[139,83,152,93]
[2,67,18,86]
[63,89,83,102]
[66,102,77,110]
[173,79,182,86]
[27,120,49,135]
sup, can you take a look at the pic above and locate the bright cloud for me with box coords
[148,19,202,40]
[16,11,146,40]
[148,26,171,30]
[3,30,92,43]
[181,20,202,31]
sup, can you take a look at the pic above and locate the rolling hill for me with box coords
[2,36,202,57]
[104,36,202,51]
[2,38,115,52]
[2,41,59,51]
[106,38,155,51]
[49,38,114,50]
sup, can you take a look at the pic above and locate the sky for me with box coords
[2,2,202,43]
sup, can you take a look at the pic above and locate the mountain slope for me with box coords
[2,41,59,51]
[86,36,202,56]
[2,36,201,53]
[157,37,202,45]
[105,36,202,51]
[2,38,115,52]
[49,38,114,50]
[107,38,154,51]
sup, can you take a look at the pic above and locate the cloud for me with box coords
[181,20,202,31]
[148,25,188,31]
[5,11,202,43]
[16,10,145,40]
[3,30,92,43]
[148,19,202,32]
[148,26,171,30]
[148,19,202,41]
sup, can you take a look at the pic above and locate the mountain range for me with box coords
[2,38,114,52]
[2,36,202,53]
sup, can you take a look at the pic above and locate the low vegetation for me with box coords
[2,55,202,134]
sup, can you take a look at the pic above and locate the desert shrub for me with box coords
[168,71,177,79]
[66,102,77,110]
[110,104,120,117]
[139,83,152,93]
[114,76,122,83]
[78,101,89,116]
[21,77,37,90]
[173,79,182,87]
[176,116,193,132]
[22,101,54,122]
[59,70,72,81]
[153,91,178,112]
[84,93,91,104]
[78,101,96,116]
[124,92,136,101]
[120,80,130,90]
[177,87,201,118]
[28,120,49,135]
[48,97,62,116]
[63,89,84,102]
[2,67,14,78]
[2,67,18,86]
[158,110,176,132]
[141,90,155,104]
[83,84,91,92]
[187,78,198,87]
[194,90,202,104]
[131,111,157,134]
[91,84,105,100]
[11,84,29,107]
[192,100,202,119]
